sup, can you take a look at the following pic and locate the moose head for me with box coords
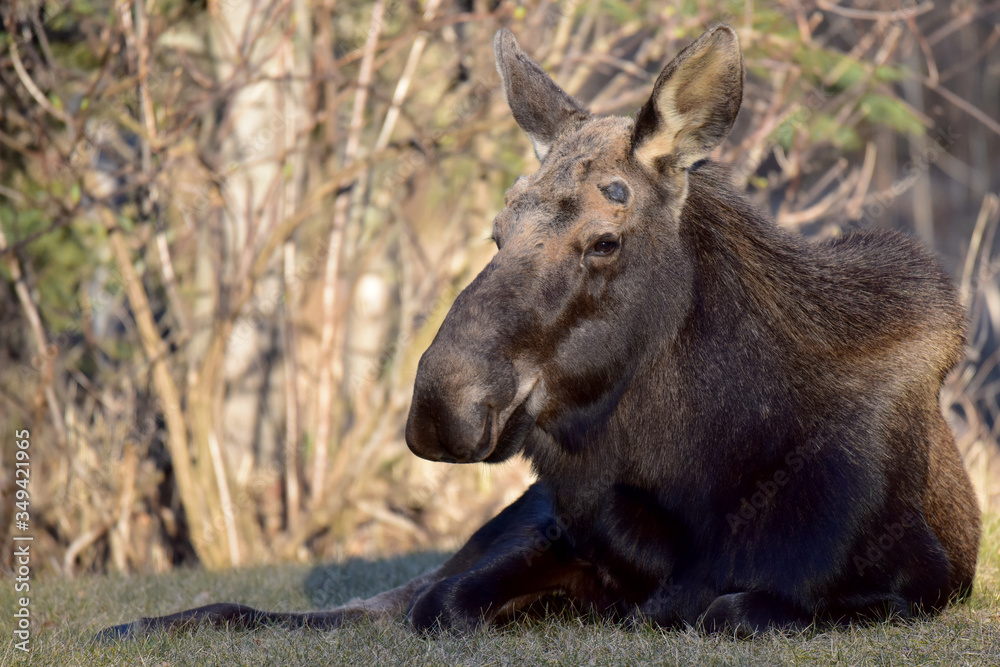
[405,26,745,464]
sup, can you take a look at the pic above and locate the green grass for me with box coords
[3,516,998,666]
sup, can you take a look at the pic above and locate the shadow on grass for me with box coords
[302,550,450,608]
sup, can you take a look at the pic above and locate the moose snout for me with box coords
[405,344,518,463]
[405,390,497,463]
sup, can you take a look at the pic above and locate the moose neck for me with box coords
[525,163,810,511]
[529,162,879,511]
[526,159,963,524]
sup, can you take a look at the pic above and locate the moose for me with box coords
[100,24,980,639]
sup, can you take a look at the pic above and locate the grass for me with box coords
[2,515,998,667]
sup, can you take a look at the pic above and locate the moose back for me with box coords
[100,24,980,639]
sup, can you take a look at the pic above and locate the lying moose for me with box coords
[101,24,980,639]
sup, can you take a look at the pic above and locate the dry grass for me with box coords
[1,514,997,666]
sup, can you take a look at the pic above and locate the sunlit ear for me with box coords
[494,28,592,161]
[632,25,744,172]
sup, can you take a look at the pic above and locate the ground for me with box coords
[2,515,997,666]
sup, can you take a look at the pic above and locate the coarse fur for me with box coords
[98,24,980,640]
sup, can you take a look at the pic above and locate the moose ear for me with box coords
[632,25,744,172]
[494,28,592,161]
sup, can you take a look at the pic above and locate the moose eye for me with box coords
[600,181,630,205]
[490,216,504,249]
[589,237,619,257]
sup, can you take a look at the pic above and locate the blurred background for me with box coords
[0,0,998,577]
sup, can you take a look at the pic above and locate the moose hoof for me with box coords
[92,618,146,643]
[409,579,484,633]
[700,592,807,636]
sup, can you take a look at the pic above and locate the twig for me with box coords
[939,25,1000,85]
[0,219,68,446]
[207,429,241,566]
[374,0,443,151]
[927,0,1000,46]
[800,157,848,208]
[283,240,302,531]
[313,0,387,508]
[777,166,858,227]
[124,0,190,337]
[845,142,877,220]
[112,444,139,573]
[905,12,938,86]
[98,205,210,565]
[7,36,76,131]
[816,1,933,21]
[925,78,1000,140]
[277,0,312,533]
[0,185,27,204]
[64,524,110,577]
[961,194,1000,308]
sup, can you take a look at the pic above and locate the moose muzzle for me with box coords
[405,338,519,462]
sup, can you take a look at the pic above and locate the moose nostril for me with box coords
[472,407,495,460]
[405,384,501,463]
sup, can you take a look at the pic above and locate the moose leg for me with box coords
[698,591,812,636]
[407,483,605,631]
[97,483,594,640]
[94,566,445,641]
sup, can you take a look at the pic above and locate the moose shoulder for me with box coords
[99,25,980,640]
